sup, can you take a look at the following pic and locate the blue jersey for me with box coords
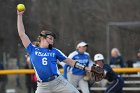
[69,51,92,75]
[25,43,67,82]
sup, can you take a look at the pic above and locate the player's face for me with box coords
[45,35,54,45]
[78,46,87,53]
[96,60,104,68]
[137,52,140,58]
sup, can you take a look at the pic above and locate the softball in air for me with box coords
[17,4,25,12]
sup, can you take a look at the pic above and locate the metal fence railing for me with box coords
[0,68,140,74]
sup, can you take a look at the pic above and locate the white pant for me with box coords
[68,73,90,93]
[35,75,80,93]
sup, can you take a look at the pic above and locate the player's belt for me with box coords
[38,75,59,83]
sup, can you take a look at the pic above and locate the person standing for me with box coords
[17,7,92,93]
[66,41,94,93]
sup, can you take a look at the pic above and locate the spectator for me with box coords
[110,48,125,68]
[126,49,140,68]
[66,41,94,93]
[0,62,8,93]
[132,50,140,75]
[94,53,124,93]
[135,49,140,63]
[24,54,37,93]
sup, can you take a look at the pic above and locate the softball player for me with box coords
[17,10,91,93]
[66,42,94,93]
[94,54,124,93]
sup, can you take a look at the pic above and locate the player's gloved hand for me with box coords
[90,71,104,82]
[90,64,104,82]
[91,64,104,74]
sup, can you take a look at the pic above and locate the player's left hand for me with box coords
[91,71,104,82]
[91,64,104,74]
[90,64,104,82]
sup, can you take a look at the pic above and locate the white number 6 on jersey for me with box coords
[42,58,48,65]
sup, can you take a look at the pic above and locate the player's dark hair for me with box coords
[32,41,39,47]
[39,30,56,39]
[37,30,55,50]
[95,60,104,63]
[37,30,56,42]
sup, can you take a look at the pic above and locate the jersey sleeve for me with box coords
[68,51,77,59]
[68,53,74,59]
[104,64,114,76]
[87,53,94,67]
[25,43,35,55]
[55,49,67,62]
[88,59,94,67]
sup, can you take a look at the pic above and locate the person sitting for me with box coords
[110,48,125,68]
